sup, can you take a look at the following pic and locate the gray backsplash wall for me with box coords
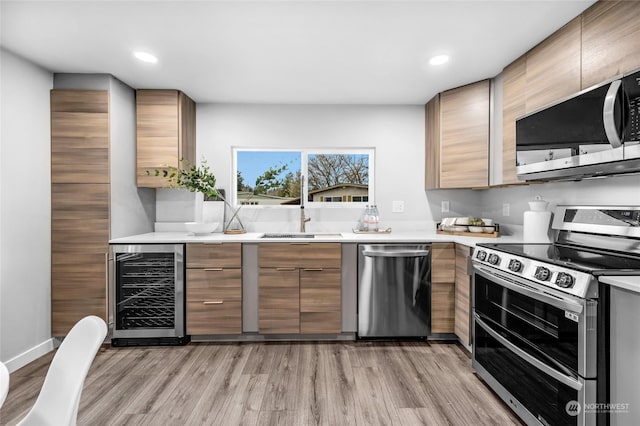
[479,173,640,226]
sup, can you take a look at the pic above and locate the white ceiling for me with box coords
[1,0,597,105]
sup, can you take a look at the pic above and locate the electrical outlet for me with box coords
[503,203,510,217]
[392,200,405,213]
[441,200,450,213]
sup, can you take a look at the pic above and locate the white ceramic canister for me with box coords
[523,195,552,243]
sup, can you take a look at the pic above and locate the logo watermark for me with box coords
[566,400,630,416]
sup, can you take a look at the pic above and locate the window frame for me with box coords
[231,147,375,208]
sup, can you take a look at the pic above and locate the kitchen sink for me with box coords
[259,233,342,239]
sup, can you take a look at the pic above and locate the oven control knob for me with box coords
[534,266,551,281]
[508,259,523,272]
[476,250,487,261]
[556,272,575,288]
[488,253,501,265]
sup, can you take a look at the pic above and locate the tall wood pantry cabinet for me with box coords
[51,90,110,336]
[51,75,152,337]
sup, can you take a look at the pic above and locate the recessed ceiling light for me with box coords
[429,54,449,66]
[133,51,158,64]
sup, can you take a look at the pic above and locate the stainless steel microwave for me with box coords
[516,69,640,181]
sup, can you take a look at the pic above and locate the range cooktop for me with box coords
[478,243,640,275]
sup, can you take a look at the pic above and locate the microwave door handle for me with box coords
[475,315,583,391]
[474,264,584,314]
[603,79,623,149]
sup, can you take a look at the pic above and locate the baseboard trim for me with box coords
[4,338,56,373]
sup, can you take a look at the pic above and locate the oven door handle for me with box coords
[474,264,584,314]
[475,315,583,391]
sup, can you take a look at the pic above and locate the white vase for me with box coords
[203,200,225,232]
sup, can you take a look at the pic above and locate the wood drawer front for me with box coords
[187,301,242,335]
[259,268,300,334]
[186,269,241,302]
[431,243,455,283]
[259,243,341,268]
[300,268,341,334]
[186,243,242,268]
[186,269,242,335]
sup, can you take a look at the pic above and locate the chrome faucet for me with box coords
[299,175,311,232]
[300,206,311,232]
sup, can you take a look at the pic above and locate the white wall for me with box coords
[0,48,54,369]
[108,77,155,238]
[196,104,438,232]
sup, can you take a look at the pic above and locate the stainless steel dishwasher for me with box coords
[357,243,431,338]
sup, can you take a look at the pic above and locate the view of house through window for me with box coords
[233,149,373,206]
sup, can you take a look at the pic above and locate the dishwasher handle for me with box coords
[362,249,430,258]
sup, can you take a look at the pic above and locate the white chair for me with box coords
[0,360,9,408]
[16,315,107,426]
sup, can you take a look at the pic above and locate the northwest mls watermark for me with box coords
[566,400,631,416]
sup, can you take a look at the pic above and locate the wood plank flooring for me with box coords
[0,341,523,426]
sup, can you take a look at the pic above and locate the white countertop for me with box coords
[109,230,525,247]
[599,276,640,295]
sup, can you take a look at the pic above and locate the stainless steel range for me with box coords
[472,205,640,426]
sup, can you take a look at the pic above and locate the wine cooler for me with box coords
[110,244,188,346]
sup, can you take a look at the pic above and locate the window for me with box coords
[233,148,374,207]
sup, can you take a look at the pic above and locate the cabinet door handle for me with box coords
[203,301,224,305]
[276,267,297,271]
[204,268,224,271]
[290,242,310,245]
[204,242,223,245]
[302,268,324,272]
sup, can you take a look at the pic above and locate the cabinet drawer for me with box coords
[187,300,242,335]
[186,269,241,302]
[186,243,242,268]
[258,243,341,268]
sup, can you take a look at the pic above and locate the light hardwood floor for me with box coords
[0,341,523,426]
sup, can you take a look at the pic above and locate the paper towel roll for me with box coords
[523,210,552,243]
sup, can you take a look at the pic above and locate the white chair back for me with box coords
[17,315,107,426]
[0,360,9,408]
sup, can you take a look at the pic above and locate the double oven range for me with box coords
[472,205,640,426]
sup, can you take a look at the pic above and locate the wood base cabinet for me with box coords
[454,244,473,349]
[258,243,341,334]
[259,268,300,334]
[431,242,455,334]
[186,243,242,335]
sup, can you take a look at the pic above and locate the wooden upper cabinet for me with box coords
[439,80,490,189]
[502,56,527,186]
[51,90,109,184]
[136,90,195,187]
[525,16,581,113]
[582,1,640,89]
[424,93,440,190]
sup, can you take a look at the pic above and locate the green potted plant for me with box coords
[149,159,246,233]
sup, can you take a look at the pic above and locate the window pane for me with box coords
[236,151,301,205]
[307,153,369,204]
